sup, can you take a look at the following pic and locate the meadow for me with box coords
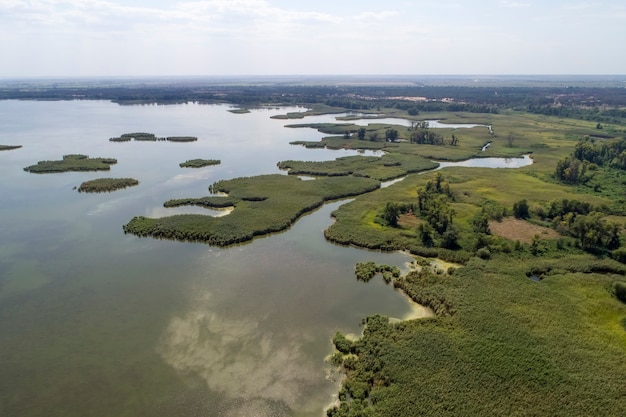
[313,110,626,416]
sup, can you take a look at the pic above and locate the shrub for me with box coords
[614,282,626,304]
[476,248,491,260]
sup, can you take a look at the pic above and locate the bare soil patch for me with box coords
[489,217,561,243]
[398,213,421,229]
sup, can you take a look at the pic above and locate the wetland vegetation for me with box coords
[23,154,117,173]
[78,178,139,193]
[3,77,626,417]
[179,158,220,168]
[0,144,21,151]
[123,174,380,246]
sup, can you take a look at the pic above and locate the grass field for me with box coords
[319,110,626,417]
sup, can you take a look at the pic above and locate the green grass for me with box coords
[23,154,117,173]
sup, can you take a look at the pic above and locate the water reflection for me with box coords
[157,299,321,416]
[436,154,533,169]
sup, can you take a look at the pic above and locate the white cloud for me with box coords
[354,10,399,20]
[0,0,624,76]
[499,0,531,7]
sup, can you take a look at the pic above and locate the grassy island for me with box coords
[23,154,117,173]
[0,145,22,151]
[278,154,437,181]
[110,132,158,141]
[179,158,220,168]
[123,174,380,246]
[78,178,139,193]
[166,136,197,142]
[109,133,197,142]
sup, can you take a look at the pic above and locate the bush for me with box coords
[614,282,626,304]
[611,248,626,264]
[476,248,491,260]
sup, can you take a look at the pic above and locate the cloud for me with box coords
[354,10,399,20]
[499,0,531,7]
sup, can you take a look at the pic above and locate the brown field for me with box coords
[489,217,561,243]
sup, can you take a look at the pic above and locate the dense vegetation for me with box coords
[318,108,626,416]
[78,178,139,193]
[23,154,117,173]
[123,174,380,246]
[179,159,220,168]
[328,257,626,417]
[278,154,437,181]
[0,145,21,151]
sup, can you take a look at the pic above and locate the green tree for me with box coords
[513,199,530,219]
[441,224,460,249]
[385,128,398,142]
[357,127,367,140]
[382,202,400,227]
[472,210,490,234]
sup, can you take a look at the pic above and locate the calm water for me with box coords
[0,101,423,417]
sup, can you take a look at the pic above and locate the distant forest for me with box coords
[1,78,625,123]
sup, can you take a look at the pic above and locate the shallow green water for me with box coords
[0,101,418,417]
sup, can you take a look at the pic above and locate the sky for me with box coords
[0,0,624,77]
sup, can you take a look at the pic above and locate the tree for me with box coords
[382,202,400,227]
[418,223,435,247]
[407,107,419,116]
[472,210,490,234]
[441,224,460,249]
[385,129,398,142]
[357,127,367,140]
[513,199,530,219]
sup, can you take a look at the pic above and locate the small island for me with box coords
[110,132,158,142]
[109,132,198,142]
[78,178,139,193]
[179,158,221,168]
[0,145,22,151]
[24,154,117,173]
[166,136,197,142]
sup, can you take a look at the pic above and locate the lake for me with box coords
[0,100,426,417]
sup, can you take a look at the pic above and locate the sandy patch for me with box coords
[489,217,561,243]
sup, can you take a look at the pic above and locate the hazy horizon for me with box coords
[1,1,625,78]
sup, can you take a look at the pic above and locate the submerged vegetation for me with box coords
[23,154,117,173]
[78,178,139,193]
